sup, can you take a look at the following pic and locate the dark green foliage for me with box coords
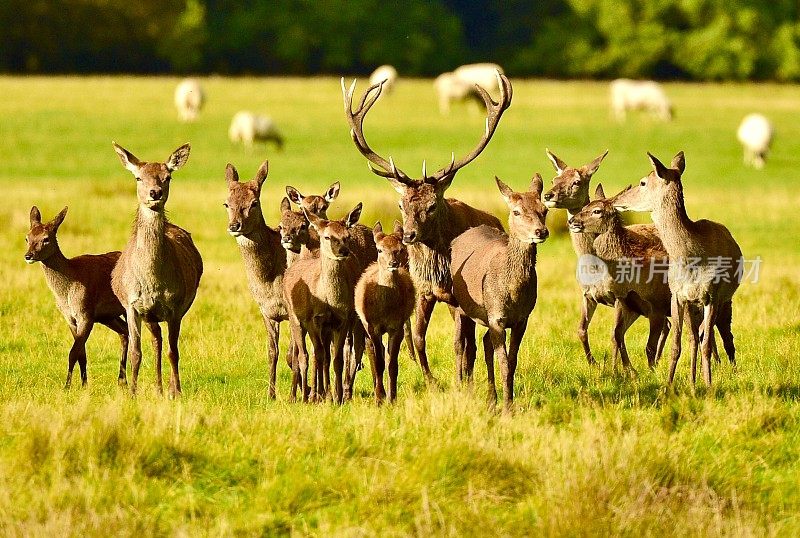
[0,1,798,79]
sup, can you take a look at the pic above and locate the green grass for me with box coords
[1,76,800,536]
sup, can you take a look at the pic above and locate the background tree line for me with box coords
[2,0,799,80]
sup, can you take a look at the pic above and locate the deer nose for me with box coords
[543,192,554,201]
[535,228,549,239]
[403,231,416,243]
[149,189,162,201]
[24,253,33,261]
[339,248,350,257]
[228,222,241,232]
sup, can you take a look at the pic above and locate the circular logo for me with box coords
[576,254,609,286]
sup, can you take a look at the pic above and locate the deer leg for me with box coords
[345,321,367,401]
[686,305,703,386]
[99,317,129,386]
[368,327,386,405]
[66,320,93,389]
[332,327,348,405]
[646,314,667,370]
[166,318,183,398]
[701,303,718,386]
[655,317,670,365]
[412,295,437,385]
[126,308,143,396]
[507,321,527,406]
[308,330,325,402]
[715,300,736,369]
[578,296,598,366]
[453,311,466,382]
[290,320,308,402]
[144,322,163,395]
[668,297,684,385]
[483,330,496,405]
[612,302,638,375]
[387,328,403,403]
[488,321,513,411]
[264,317,280,400]
[463,316,477,382]
[403,320,417,363]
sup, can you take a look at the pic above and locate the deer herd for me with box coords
[25,73,744,409]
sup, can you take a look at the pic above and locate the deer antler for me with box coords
[427,71,513,184]
[342,78,416,185]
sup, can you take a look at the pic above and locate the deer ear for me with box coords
[345,203,363,228]
[582,149,608,177]
[393,220,403,236]
[372,221,384,241]
[545,148,567,173]
[611,185,633,203]
[280,197,291,212]
[594,183,606,200]
[387,177,406,195]
[225,163,239,184]
[647,152,671,180]
[112,142,141,175]
[50,206,68,231]
[286,186,303,205]
[529,173,543,196]
[30,206,42,225]
[304,209,326,231]
[255,160,269,189]
[671,151,686,174]
[325,181,340,202]
[166,143,191,171]
[495,177,514,202]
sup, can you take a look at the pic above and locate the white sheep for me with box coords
[369,65,398,95]
[228,111,284,150]
[610,79,673,122]
[434,63,504,115]
[174,78,205,122]
[737,113,773,169]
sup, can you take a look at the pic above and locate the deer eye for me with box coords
[512,210,521,216]
[593,208,602,215]
[24,237,28,243]
[223,202,229,208]
[640,180,647,187]
[135,177,142,182]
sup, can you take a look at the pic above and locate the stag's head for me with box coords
[285,181,340,218]
[306,203,362,261]
[278,197,314,254]
[496,174,549,244]
[568,184,629,235]
[223,161,268,237]
[373,221,408,272]
[613,152,685,213]
[542,149,608,212]
[113,142,190,211]
[24,206,67,263]
[342,72,512,245]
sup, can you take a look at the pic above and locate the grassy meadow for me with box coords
[1,75,799,536]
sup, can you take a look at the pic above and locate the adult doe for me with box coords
[450,175,549,408]
[111,142,203,397]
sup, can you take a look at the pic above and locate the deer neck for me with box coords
[319,255,353,312]
[505,235,537,293]
[40,246,73,296]
[592,216,627,261]
[235,217,284,280]
[567,202,597,256]
[377,266,402,288]
[650,182,698,259]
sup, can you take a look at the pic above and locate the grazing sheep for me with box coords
[737,113,773,169]
[610,79,673,121]
[434,63,505,114]
[228,111,284,150]
[174,78,204,122]
[369,65,398,95]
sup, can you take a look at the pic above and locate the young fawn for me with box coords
[355,222,415,403]
[542,149,669,368]
[25,206,162,388]
[282,203,366,403]
[224,161,294,399]
[450,175,549,409]
[613,152,740,386]
[278,197,320,265]
[568,184,672,371]
[111,142,203,397]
